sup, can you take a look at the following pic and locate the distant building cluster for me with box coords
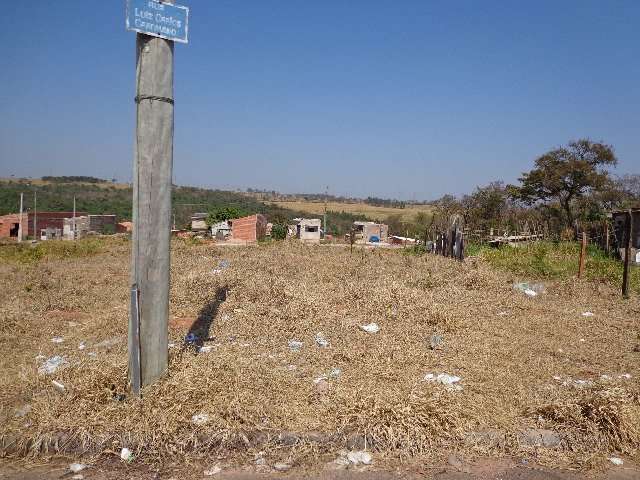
[0,211,130,241]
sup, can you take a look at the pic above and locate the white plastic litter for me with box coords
[38,356,68,375]
[329,367,342,378]
[78,342,86,350]
[69,463,87,473]
[204,465,222,476]
[620,373,632,379]
[72,475,84,480]
[288,340,303,352]
[52,337,64,343]
[315,332,330,348]
[199,346,214,353]
[120,447,134,462]
[52,380,65,392]
[360,323,380,334]
[424,373,463,391]
[346,450,373,465]
[609,457,624,466]
[273,463,291,472]
[192,413,210,425]
[582,311,595,317]
[524,289,537,297]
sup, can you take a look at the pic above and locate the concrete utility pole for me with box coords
[323,185,328,238]
[72,196,76,240]
[33,191,37,241]
[129,24,175,390]
[18,193,23,242]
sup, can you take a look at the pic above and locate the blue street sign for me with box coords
[126,0,189,44]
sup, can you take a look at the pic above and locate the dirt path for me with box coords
[1,458,638,480]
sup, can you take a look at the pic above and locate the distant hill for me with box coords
[0,177,367,234]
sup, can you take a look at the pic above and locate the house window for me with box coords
[305,226,318,232]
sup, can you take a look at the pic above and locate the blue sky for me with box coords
[1,1,638,200]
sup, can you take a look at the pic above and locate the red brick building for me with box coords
[0,212,87,239]
[231,214,267,242]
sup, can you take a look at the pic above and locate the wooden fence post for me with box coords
[622,210,633,299]
[578,232,587,278]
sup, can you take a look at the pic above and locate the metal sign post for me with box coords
[126,0,188,392]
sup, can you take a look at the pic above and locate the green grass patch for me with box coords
[0,238,112,264]
[474,241,639,294]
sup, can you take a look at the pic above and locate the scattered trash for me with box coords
[120,447,134,462]
[360,323,380,334]
[314,378,331,394]
[51,336,64,343]
[273,463,291,472]
[620,373,632,379]
[15,404,31,418]
[204,465,222,476]
[554,376,593,388]
[199,346,214,353]
[71,475,84,480]
[94,337,121,349]
[429,334,444,350]
[69,463,87,473]
[609,457,624,466]
[185,333,198,344]
[424,373,463,391]
[192,413,210,425]
[314,367,342,384]
[212,260,230,275]
[288,340,303,352]
[52,380,65,392]
[580,338,586,343]
[600,374,612,381]
[255,453,267,466]
[38,356,68,375]
[497,311,508,316]
[513,282,544,297]
[87,352,97,358]
[346,450,373,465]
[582,311,594,317]
[168,342,176,348]
[78,342,86,350]
[315,332,330,348]
[286,364,297,371]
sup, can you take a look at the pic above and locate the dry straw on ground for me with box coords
[0,238,638,468]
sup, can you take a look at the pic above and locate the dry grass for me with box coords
[269,201,432,222]
[0,238,639,468]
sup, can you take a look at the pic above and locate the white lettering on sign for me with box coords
[133,4,182,37]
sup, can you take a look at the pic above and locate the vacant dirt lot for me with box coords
[0,238,638,474]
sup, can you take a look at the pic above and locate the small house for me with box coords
[353,221,389,243]
[230,214,267,242]
[210,220,231,240]
[611,208,640,265]
[191,213,209,232]
[294,218,321,243]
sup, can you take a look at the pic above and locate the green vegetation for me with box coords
[41,176,108,184]
[0,179,365,234]
[0,238,116,264]
[206,206,247,226]
[270,224,287,240]
[474,241,639,294]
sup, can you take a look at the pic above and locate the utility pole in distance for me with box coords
[18,193,23,242]
[33,191,37,241]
